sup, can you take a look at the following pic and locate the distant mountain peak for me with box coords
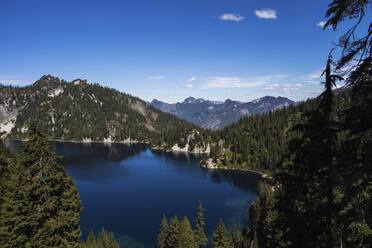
[151,96,295,130]
[183,97,197,103]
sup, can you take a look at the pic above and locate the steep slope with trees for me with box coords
[203,88,351,173]
[247,0,372,247]
[0,75,213,153]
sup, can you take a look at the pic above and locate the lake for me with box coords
[5,141,261,248]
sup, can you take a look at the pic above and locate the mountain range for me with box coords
[151,96,295,130]
[0,75,209,152]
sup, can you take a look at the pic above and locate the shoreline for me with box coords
[200,158,272,179]
[6,139,271,179]
[7,138,210,154]
[48,139,145,144]
[203,166,272,179]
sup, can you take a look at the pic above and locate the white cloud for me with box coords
[185,84,193,88]
[147,76,165,80]
[255,9,277,19]
[186,77,196,82]
[203,75,287,89]
[264,83,303,92]
[317,21,327,28]
[219,14,244,22]
[263,83,280,90]
[302,70,323,85]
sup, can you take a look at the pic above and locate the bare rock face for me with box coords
[200,158,219,169]
[0,106,18,135]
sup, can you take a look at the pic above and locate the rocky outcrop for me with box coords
[200,158,219,169]
[0,106,18,136]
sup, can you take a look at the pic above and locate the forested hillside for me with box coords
[0,75,213,152]
[206,88,352,173]
[244,0,372,246]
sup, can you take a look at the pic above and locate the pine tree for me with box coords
[178,216,198,248]
[213,219,231,248]
[86,229,97,247]
[158,215,169,248]
[274,53,344,247]
[17,123,82,247]
[194,201,208,247]
[97,227,109,248]
[249,182,281,248]
[324,1,372,246]
[0,139,15,208]
[166,216,181,248]
[229,224,244,248]
[0,140,29,247]
[81,228,119,248]
[108,231,119,248]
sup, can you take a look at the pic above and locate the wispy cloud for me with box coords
[185,84,193,88]
[302,70,323,85]
[264,83,303,92]
[147,76,165,80]
[219,14,244,22]
[317,21,327,28]
[203,75,287,89]
[255,9,277,19]
[186,77,196,82]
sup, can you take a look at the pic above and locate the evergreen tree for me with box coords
[324,1,372,246]
[194,201,208,247]
[97,227,109,248]
[166,216,181,248]
[86,229,97,247]
[158,215,169,248]
[17,123,82,247]
[249,182,281,248]
[0,139,15,208]
[80,227,119,248]
[274,54,341,247]
[0,140,28,247]
[213,219,231,248]
[177,216,198,248]
[228,224,245,248]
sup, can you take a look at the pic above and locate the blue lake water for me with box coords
[6,141,261,247]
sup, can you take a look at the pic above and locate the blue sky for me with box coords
[0,0,370,102]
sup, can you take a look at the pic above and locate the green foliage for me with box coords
[228,224,251,248]
[0,124,82,247]
[213,219,231,248]
[210,99,313,171]
[194,201,208,247]
[178,217,198,248]
[158,214,196,248]
[0,75,212,152]
[158,215,169,248]
[249,182,282,248]
[166,216,181,247]
[86,229,97,247]
[246,3,372,243]
[80,228,119,248]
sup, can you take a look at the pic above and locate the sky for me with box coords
[0,0,370,103]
